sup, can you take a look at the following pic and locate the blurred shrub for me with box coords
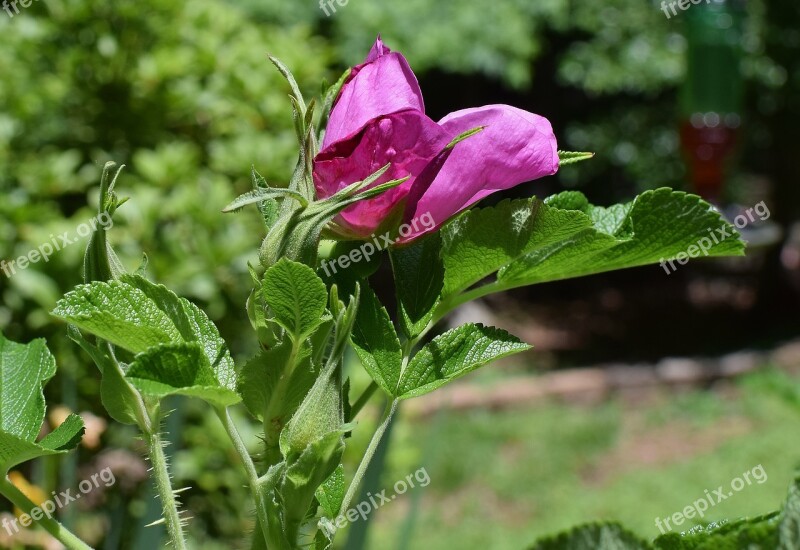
[0,0,331,350]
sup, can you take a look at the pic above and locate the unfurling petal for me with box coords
[314,109,451,238]
[322,39,425,149]
[400,105,559,242]
[365,35,391,62]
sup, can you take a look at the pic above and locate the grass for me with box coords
[350,368,800,549]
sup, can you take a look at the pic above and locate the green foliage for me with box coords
[653,515,780,549]
[530,522,652,550]
[437,189,744,310]
[558,150,596,166]
[390,233,444,339]
[263,259,329,342]
[397,324,531,399]
[238,341,315,424]
[315,464,345,518]
[280,430,346,544]
[779,476,800,548]
[83,162,129,283]
[526,471,800,550]
[126,343,240,407]
[0,0,332,339]
[53,275,237,409]
[53,281,187,353]
[0,333,84,472]
[351,286,403,396]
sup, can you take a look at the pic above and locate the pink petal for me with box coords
[314,109,451,238]
[322,42,424,149]
[365,35,391,62]
[399,105,559,242]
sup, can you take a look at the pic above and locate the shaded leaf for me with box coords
[531,522,652,550]
[390,233,444,339]
[126,343,240,407]
[397,324,530,399]
[0,333,84,472]
[350,287,402,396]
[439,190,744,311]
[653,513,780,549]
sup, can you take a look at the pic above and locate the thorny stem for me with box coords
[0,477,92,550]
[104,345,186,548]
[143,429,188,550]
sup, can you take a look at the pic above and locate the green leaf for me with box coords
[280,430,345,544]
[351,287,403,396]
[278,288,358,481]
[222,186,307,213]
[53,275,237,395]
[263,259,328,342]
[239,341,315,429]
[0,333,84,472]
[66,325,140,425]
[38,414,86,451]
[653,513,780,549]
[126,343,240,407]
[440,189,745,309]
[53,280,178,353]
[558,150,595,166]
[779,475,800,548]
[279,294,358,460]
[315,464,345,519]
[324,240,384,280]
[255,462,293,550]
[251,167,282,230]
[258,165,407,269]
[390,233,444,339]
[501,190,743,286]
[120,275,236,390]
[83,161,128,284]
[440,196,590,298]
[269,55,307,117]
[1,335,55,441]
[530,522,652,550]
[397,324,530,399]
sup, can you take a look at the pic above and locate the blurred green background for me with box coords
[1,0,799,548]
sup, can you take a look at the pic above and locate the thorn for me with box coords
[145,518,167,527]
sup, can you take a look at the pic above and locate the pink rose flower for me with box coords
[314,36,559,243]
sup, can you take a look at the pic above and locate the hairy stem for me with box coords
[215,407,273,546]
[143,429,187,550]
[339,399,398,516]
[0,477,93,550]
